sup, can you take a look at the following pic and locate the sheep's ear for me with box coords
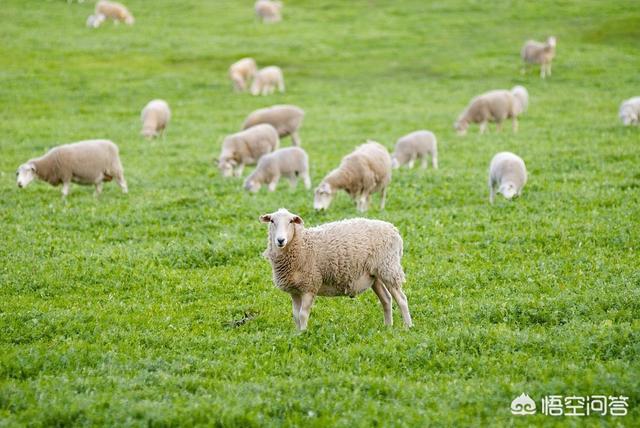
[292,215,303,225]
[259,214,271,223]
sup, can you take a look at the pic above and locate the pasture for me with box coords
[1,0,639,425]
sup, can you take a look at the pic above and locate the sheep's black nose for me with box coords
[17,183,23,188]
[277,238,285,245]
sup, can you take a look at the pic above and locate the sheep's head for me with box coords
[454,119,468,136]
[141,127,158,139]
[547,36,557,48]
[218,157,236,177]
[244,176,261,193]
[260,208,303,249]
[499,182,518,200]
[125,15,135,25]
[391,156,400,169]
[16,163,36,189]
[249,80,261,96]
[313,182,334,210]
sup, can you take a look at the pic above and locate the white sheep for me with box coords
[242,104,304,146]
[521,36,556,78]
[488,152,527,204]
[255,0,282,23]
[229,58,257,92]
[250,66,285,96]
[141,99,171,139]
[455,90,519,135]
[218,124,280,177]
[260,208,412,330]
[86,14,105,28]
[244,147,310,192]
[619,97,640,126]
[391,130,438,169]
[314,141,391,212]
[511,85,529,116]
[16,139,128,198]
[90,1,134,27]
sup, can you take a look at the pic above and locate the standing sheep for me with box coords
[521,36,556,79]
[255,0,282,23]
[16,139,128,198]
[141,99,171,139]
[488,152,527,204]
[217,124,280,177]
[619,97,640,126]
[260,208,412,330]
[250,66,285,96]
[88,1,134,28]
[455,90,519,135]
[229,58,257,92]
[511,85,529,116]
[391,130,438,169]
[242,104,304,146]
[244,147,310,192]
[314,141,391,212]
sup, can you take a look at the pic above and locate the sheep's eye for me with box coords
[270,220,274,224]
[16,172,19,176]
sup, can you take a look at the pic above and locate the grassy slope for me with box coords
[1,0,639,426]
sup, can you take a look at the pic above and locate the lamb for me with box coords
[455,90,519,135]
[619,97,640,126]
[16,139,128,198]
[260,208,412,330]
[244,147,310,192]
[314,141,391,212]
[521,36,556,79]
[89,1,134,27]
[255,0,282,23]
[242,104,304,146]
[488,152,527,204]
[217,124,280,177]
[229,58,257,92]
[391,130,438,169]
[141,99,171,139]
[250,66,285,96]
[511,85,529,116]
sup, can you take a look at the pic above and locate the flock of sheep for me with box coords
[17,1,640,330]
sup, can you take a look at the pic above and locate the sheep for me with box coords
[488,152,527,204]
[255,0,282,23]
[141,99,171,139]
[217,124,280,177]
[391,130,438,169]
[511,85,529,116]
[250,66,285,96]
[95,1,134,25]
[619,97,640,126]
[260,208,412,330]
[16,139,128,198]
[229,58,257,92]
[86,14,104,28]
[314,141,391,212]
[244,147,310,192]
[521,36,556,79]
[242,104,304,147]
[454,90,519,135]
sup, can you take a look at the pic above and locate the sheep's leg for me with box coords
[291,294,302,329]
[489,179,496,204]
[512,117,519,133]
[372,279,393,326]
[290,132,301,147]
[61,182,71,198]
[94,182,103,197]
[303,172,311,189]
[547,62,552,77]
[380,188,387,210]
[116,175,128,193]
[288,174,297,190]
[432,153,438,169]
[540,65,546,79]
[357,195,368,212]
[268,176,279,192]
[297,292,315,331]
[407,155,415,169]
[387,286,413,328]
[278,80,285,93]
[495,121,503,133]
[479,121,488,134]
[234,164,244,177]
[420,155,427,169]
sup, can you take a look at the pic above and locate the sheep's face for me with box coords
[313,182,334,210]
[16,163,36,189]
[141,128,158,139]
[547,36,557,48]
[391,156,400,169]
[499,183,518,200]
[218,158,236,177]
[125,15,135,25]
[260,208,303,249]
[244,178,261,193]
[454,120,468,136]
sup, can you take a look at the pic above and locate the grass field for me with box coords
[1,0,639,426]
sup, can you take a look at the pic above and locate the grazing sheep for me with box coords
[218,124,280,177]
[314,141,391,212]
[511,85,529,116]
[260,208,412,330]
[255,0,282,23]
[141,99,171,139]
[455,90,519,135]
[521,36,556,78]
[391,130,438,169]
[250,66,285,96]
[16,139,128,198]
[488,152,527,204]
[229,58,257,92]
[242,105,304,146]
[619,97,640,126]
[244,147,310,192]
[92,1,134,26]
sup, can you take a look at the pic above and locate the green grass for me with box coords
[1,0,639,426]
